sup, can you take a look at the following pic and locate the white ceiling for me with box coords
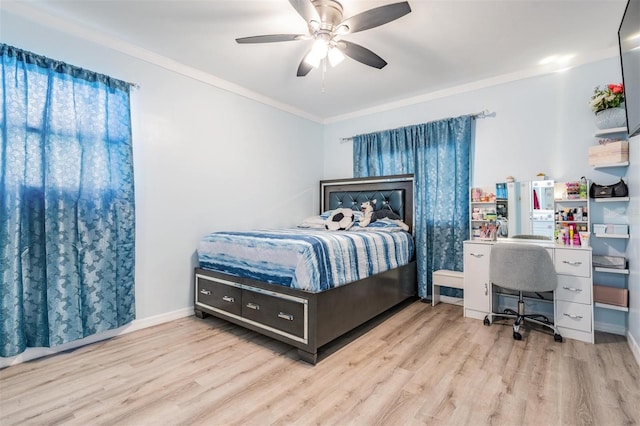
[3,0,629,122]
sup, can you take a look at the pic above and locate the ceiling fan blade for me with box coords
[297,54,313,77]
[288,0,320,24]
[236,34,306,44]
[338,40,387,69]
[339,2,411,34]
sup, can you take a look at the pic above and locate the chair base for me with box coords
[483,297,563,342]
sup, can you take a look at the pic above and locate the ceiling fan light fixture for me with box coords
[303,52,321,68]
[303,38,330,68]
[328,47,345,67]
[311,38,329,57]
[334,24,349,35]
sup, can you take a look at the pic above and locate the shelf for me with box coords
[594,267,629,275]
[594,302,629,312]
[554,198,588,202]
[592,161,629,169]
[588,129,630,322]
[593,127,628,137]
[593,233,629,239]
[471,219,495,223]
[556,220,588,224]
[470,201,495,205]
[593,197,630,203]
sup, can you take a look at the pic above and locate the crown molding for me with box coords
[323,46,620,124]
[2,2,620,126]
[1,2,324,124]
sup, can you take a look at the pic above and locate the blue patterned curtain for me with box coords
[353,116,471,299]
[0,44,136,357]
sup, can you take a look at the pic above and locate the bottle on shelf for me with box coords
[579,176,588,199]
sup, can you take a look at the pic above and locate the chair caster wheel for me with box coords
[513,331,522,340]
[483,317,490,326]
[554,333,563,342]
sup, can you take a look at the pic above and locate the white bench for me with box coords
[432,270,464,307]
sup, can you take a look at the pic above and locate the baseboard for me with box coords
[594,321,627,336]
[628,330,640,368]
[0,306,194,369]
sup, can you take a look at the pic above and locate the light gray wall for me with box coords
[627,129,639,360]
[323,58,639,355]
[1,12,325,321]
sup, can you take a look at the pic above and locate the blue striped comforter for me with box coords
[197,229,414,293]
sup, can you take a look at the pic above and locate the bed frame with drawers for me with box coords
[194,174,417,364]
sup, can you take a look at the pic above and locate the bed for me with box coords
[194,174,417,364]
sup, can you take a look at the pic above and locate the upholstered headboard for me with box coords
[319,174,414,232]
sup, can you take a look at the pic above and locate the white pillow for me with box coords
[298,215,326,229]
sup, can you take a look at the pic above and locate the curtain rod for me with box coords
[472,109,495,119]
[2,43,142,91]
[339,110,495,143]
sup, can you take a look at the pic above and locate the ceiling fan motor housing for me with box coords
[311,0,345,31]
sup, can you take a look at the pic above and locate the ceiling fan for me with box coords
[236,0,412,77]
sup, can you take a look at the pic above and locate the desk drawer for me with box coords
[197,277,242,316]
[556,275,592,305]
[242,290,306,339]
[556,300,592,332]
[555,249,591,277]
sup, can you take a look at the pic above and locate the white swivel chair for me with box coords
[483,243,563,342]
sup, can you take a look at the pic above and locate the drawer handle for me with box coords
[562,286,583,293]
[470,253,484,258]
[484,283,488,296]
[200,289,212,296]
[278,312,294,321]
[563,313,583,320]
[222,296,235,303]
[562,260,582,266]
[246,302,260,310]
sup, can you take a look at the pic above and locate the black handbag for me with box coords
[589,179,628,198]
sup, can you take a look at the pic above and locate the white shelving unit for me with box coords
[593,233,629,239]
[592,161,629,169]
[594,302,629,312]
[553,183,590,245]
[593,197,630,203]
[590,126,630,314]
[594,267,629,275]
[469,186,497,240]
[594,126,627,136]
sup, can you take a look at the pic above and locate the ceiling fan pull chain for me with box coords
[322,58,327,93]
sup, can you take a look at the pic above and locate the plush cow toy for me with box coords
[359,200,409,231]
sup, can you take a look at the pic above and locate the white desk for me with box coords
[463,239,594,344]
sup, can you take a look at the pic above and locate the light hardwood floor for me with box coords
[1,301,639,426]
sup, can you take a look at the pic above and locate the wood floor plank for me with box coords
[1,302,639,426]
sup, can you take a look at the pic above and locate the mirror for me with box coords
[530,180,555,239]
[495,180,554,240]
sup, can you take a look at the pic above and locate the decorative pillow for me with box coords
[301,210,363,228]
[325,208,356,231]
[298,215,327,229]
[320,210,334,220]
